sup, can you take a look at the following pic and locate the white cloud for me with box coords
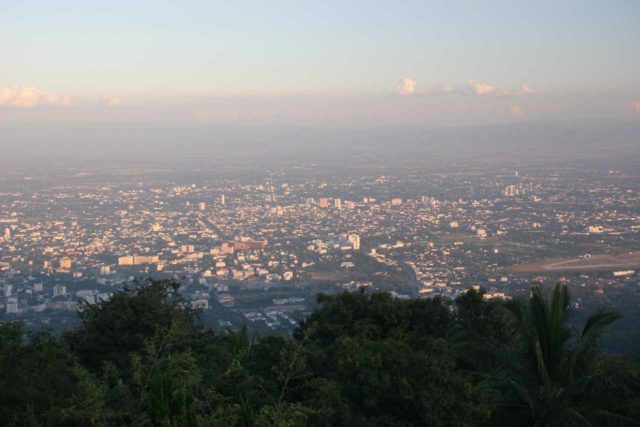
[510,105,524,118]
[469,80,495,95]
[397,78,416,95]
[516,84,536,95]
[106,96,122,107]
[0,86,71,108]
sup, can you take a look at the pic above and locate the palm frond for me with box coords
[569,309,621,380]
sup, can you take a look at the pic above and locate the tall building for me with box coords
[504,185,518,197]
[220,194,226,205]
[348,233,361,250]
[198,202,206,211]
[53,285,67,297]
[334,198,342,209]
[59,257,72,270]
[3,227,10,239]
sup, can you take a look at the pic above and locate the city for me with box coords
[1,160,638,354]
[2,1,640,423]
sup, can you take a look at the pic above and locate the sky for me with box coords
[1,0,640,133]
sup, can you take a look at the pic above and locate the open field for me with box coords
[511,253,640,273]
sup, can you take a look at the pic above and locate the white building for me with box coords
[348,233,361,250]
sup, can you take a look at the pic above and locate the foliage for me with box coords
[0,280,638,426]
[465,284,640,426]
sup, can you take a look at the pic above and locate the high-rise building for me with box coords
[3,227,10,239]
[53,285,67,297]
[220,194,226,205]
[334,198,342,209]
[3,284,12,297]
[348,233,361,250]
[198,202,206,211]
[504,185,518,197]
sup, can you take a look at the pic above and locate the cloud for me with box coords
[510,105,524,118]
[0,86,71,108]
[397,78,416,95]
[401,81,536,98]
[469,80,495,95]
[106,96,122,107]
[516,84,536,95]
[631,101,640,113]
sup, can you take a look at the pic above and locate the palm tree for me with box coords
[487,283,639,426]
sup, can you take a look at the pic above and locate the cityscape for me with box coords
[2,159,639,354]
[2,1,640,424]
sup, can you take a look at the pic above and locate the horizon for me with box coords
[2,0,640,153]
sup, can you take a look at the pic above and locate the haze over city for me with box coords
[2,0,640,160]
[1,1,640,426]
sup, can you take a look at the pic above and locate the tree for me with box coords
[294,291,481,426]
[0,322,81,425]
[484,283,640,426]
[64,279,196,376]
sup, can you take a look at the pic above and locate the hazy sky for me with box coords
[1,0,640,129]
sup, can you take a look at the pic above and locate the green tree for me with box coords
[486,284,640,426]
[64,279,195,376]
[294,291,481,426]
[0,322,81,426]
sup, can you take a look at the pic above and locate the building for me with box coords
[118,256,134,266]
[588,225,604,234]
[134,255,159,264]
[348,233,361,250]
[118,255,159,266]
[504,185,518,197]
[334,198,342,209]
[59,257,72,270]
[53,285,67,297]
[319,198,329,208]
[391,198,402,206]
[220,194,226,205]
[6,300,19,314]
[232,238,268,251]
[3,227,10,239]
[181,244,195,253]
[198,202,206,211]
[613,270,635,277]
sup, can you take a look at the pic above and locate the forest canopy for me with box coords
[0,280,638,426]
